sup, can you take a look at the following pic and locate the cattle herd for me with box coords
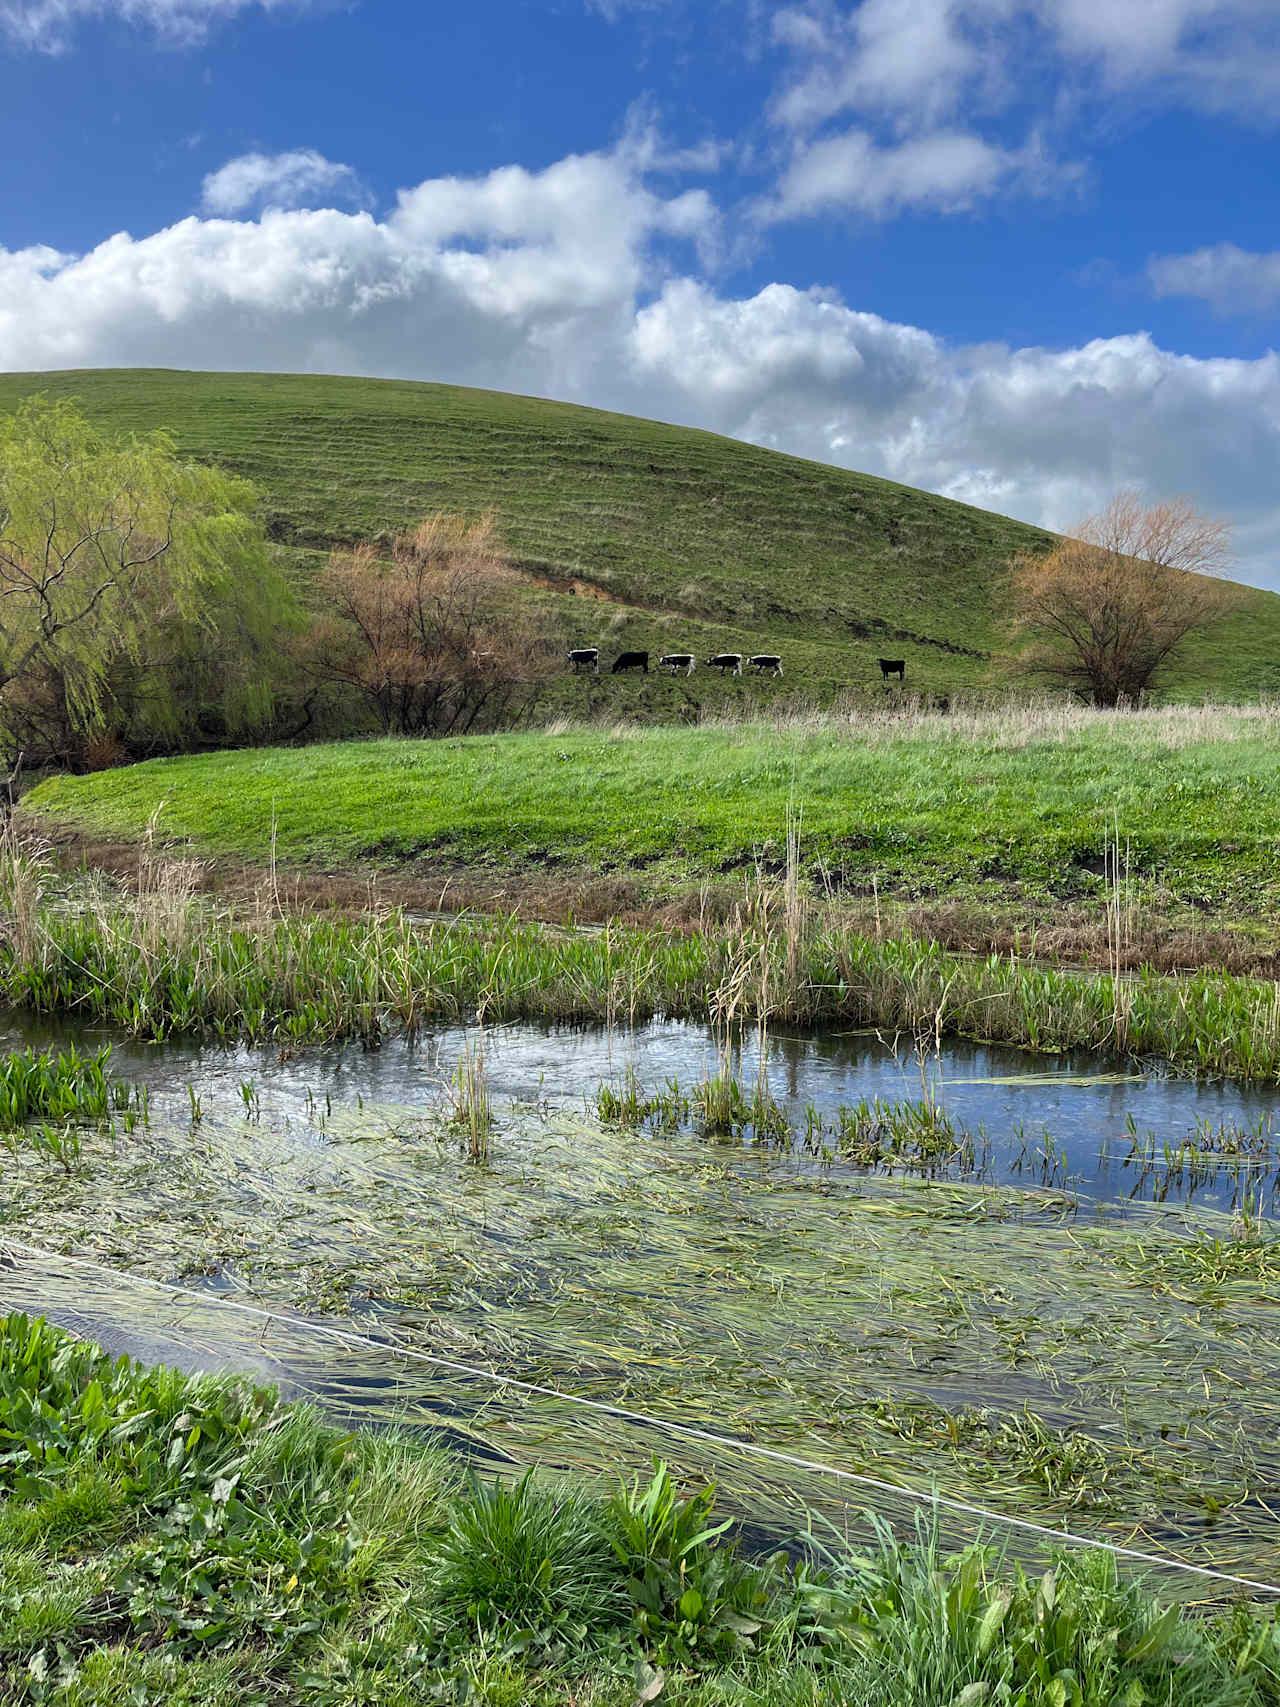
[567,646,908,682]
[566,648,783,677]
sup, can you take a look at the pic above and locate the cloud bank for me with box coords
[0,145,1276,586]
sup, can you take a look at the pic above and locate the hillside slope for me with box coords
[0,367,1276,704]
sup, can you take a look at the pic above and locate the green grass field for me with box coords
[2,367,1279,708]
[25,702,1280,931]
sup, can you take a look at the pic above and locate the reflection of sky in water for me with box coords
[0,1010,1277,1214]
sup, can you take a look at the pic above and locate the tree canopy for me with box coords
[1012,492,1238,706]
[0,395,292,764]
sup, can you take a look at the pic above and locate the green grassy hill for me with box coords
[1,366,1277,706]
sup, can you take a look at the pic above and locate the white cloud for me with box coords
[767,128,1024,220]
[0,0,307,50]
[771,0,1280,129]
[1149,244,1280,315]
[201,150,369,216]
[0,144,1277,586]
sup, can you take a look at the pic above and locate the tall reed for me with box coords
[3,844,1280,1081]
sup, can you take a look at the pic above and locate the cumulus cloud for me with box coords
[767,128,1034,220]
[771,0,1280,128]
[0,0,307,51]
[0,144,1277,586]
[1149,244,1280,315]
[201,150,370,216]
[759,0,1279,221]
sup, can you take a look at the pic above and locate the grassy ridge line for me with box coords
[4,842,1280,1077]
[3,367,1279,702]
[5,1313,1278,1705]
[25,703,1280,921]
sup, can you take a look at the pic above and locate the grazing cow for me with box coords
[878,658,906,682]
[612,650,649,674]
[707,652,743,676]
[659,653,696,676]
[567,647,599,675]
[748,654,783,677]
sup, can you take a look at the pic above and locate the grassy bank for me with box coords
[3,369,1279,708]
[24,701,1280,949]
[3,1313,1279,1705]
[3,838,1280,1077]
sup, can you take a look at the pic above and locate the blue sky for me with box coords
[1,0,1278,582]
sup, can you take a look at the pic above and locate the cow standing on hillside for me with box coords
[567,647,599,674]
[748,654,783,676]
[878,658,906,682]
[612,650,650,673]
[659,653,696,675]
[707,653,743,676]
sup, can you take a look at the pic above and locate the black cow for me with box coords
[878,658,906,681]
[659,653,696,676]
[567,647,599,675]
[748,654,783,677]
[612,650,649,674]
[707,652,743,676]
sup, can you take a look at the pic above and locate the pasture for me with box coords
[3,367,1280,709]
[24,700,1280,956]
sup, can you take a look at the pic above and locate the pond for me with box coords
[4,1012,1280,1595]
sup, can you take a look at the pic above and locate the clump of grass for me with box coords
[447,1034,493,1162]
[594,1064,658,1129]
[827,1096,973,1171]
[430,1468,625,1647]
[0,1043,148,1171]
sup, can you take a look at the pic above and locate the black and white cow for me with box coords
[659,653,696,676]
[567,647,599,674]
[707,652,743,676]
[612,650,650,674]
[748,654,783,677]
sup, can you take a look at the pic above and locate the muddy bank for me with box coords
[25,813,1280,979]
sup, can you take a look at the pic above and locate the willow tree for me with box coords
[0,396,292,766]
[1012,492,1238,706]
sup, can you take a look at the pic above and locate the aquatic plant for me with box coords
[5,1314,1279,1705]
[9,842,1280,1081]
[828,1096,972,1170]
[447,1033,493,1162]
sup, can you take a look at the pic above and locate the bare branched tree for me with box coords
[303,512,554,735]
[1012,492,1239,706]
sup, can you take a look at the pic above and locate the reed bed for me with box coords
[4,842,1280,1081]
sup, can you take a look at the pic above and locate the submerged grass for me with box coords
[9,1063,1280,1586]
[4,1312,1280,1706]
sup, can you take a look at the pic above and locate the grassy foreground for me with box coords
[3,1312,1280,1706]
[2,368,1279,704]
[25,702,1280,942]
